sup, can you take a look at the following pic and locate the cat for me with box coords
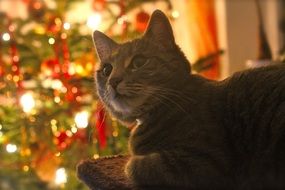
[92,9,285,189]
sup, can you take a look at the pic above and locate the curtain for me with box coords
[186,0,220,79]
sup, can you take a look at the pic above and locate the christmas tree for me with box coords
[0,0,174,189]
[0,0,222,189]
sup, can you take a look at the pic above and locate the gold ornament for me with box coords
[31,143,61,183]
[72,53,96,77]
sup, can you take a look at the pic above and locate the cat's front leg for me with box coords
[125,153,176,187]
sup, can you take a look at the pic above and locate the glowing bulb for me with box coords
[117,15,127,25]
[2,32,10,41]
[55,152,61,157]
[48,37,55,45]
[66,130,73,137]
[51,79,63,90]
[87,13,102,30]
[55,168,67,185]
[68,63,76,75]
[54,96,61,103]
[63,22,71,30]
[71,126,78,133]
[172,10,180,19]
[75,111,89,128]
[23,165,29,172]
[20,93,35,113]
[93,154,99,159]
[6,144,17,153]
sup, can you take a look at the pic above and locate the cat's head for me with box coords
[93,10,191,124]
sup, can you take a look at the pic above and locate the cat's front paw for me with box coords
[125,153,164,186]
[124,155,144,182]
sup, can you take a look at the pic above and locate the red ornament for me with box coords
[41,58,61,78]
[46,15,62,34]
[92,0,106,11]
[136,10,150,33]
[0,66,4,77]
[64,83,82,103]
[54,131,72,151]
[27,0,46,20]
[95,101,107,149]
[73,128,87,144]
[60,36,71,79]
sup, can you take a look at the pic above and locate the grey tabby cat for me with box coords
[93,10,285,189]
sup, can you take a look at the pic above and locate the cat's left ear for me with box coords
[144,10,175,50]
[93,30,118,61]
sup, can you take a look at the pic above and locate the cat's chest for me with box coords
[128,118,192,155]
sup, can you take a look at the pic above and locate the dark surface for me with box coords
[77,155,133,190]
[76,155,182,190]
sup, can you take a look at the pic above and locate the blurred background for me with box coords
[0,0,283,189]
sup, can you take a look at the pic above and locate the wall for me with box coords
[216,0,280,78]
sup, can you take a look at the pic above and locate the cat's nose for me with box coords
[109,77,122,89]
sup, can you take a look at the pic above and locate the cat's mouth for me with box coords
[109,97,132,115]
[110,87,137,101]
[108,92,145,115]
[106,86,149,117]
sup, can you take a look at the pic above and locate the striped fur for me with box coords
[93,10,285,189]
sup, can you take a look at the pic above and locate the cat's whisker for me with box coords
[154,93,188,114]
[129,87,189,114]
[126,83,192,100]
[148,86,194,102]
[141,85,193,106]
[122,84,191,113]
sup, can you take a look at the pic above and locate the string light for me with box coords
[55,168,67,185]
[20,93,35,113]
[48,37,55,45]
[61,86,67,93]
[71,87,78,93]
[87,13,102,30]
[63,22,71,30]
[71,126,78,133]
[54,96,61,103]
[93,154,99,159]
[51,119,57,125]
[68,63,76,75]
[6,144,17,153]
[112,131,118,137]
[51,79,63,90]
[0,125,4,141]
[23,165,29,172]
[117,15,128,25]
[66,130,73,137]
[51,119,58,133]
[61,33,67,39]
[75,64,85,75]
[55,152,61,157]
[75,111,89,128]
[171,10,180,19]
[12,55,19,62]
[2,32,11,41]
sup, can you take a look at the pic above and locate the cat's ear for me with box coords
[144,10,175,49]
[93,31,118,61]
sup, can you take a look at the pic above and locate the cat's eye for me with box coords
[130,55,148,71]
[102,63,113,77]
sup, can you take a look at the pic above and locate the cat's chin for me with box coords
[108,100,144,125]
[108,94,146,114]
[110,100,133,115]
